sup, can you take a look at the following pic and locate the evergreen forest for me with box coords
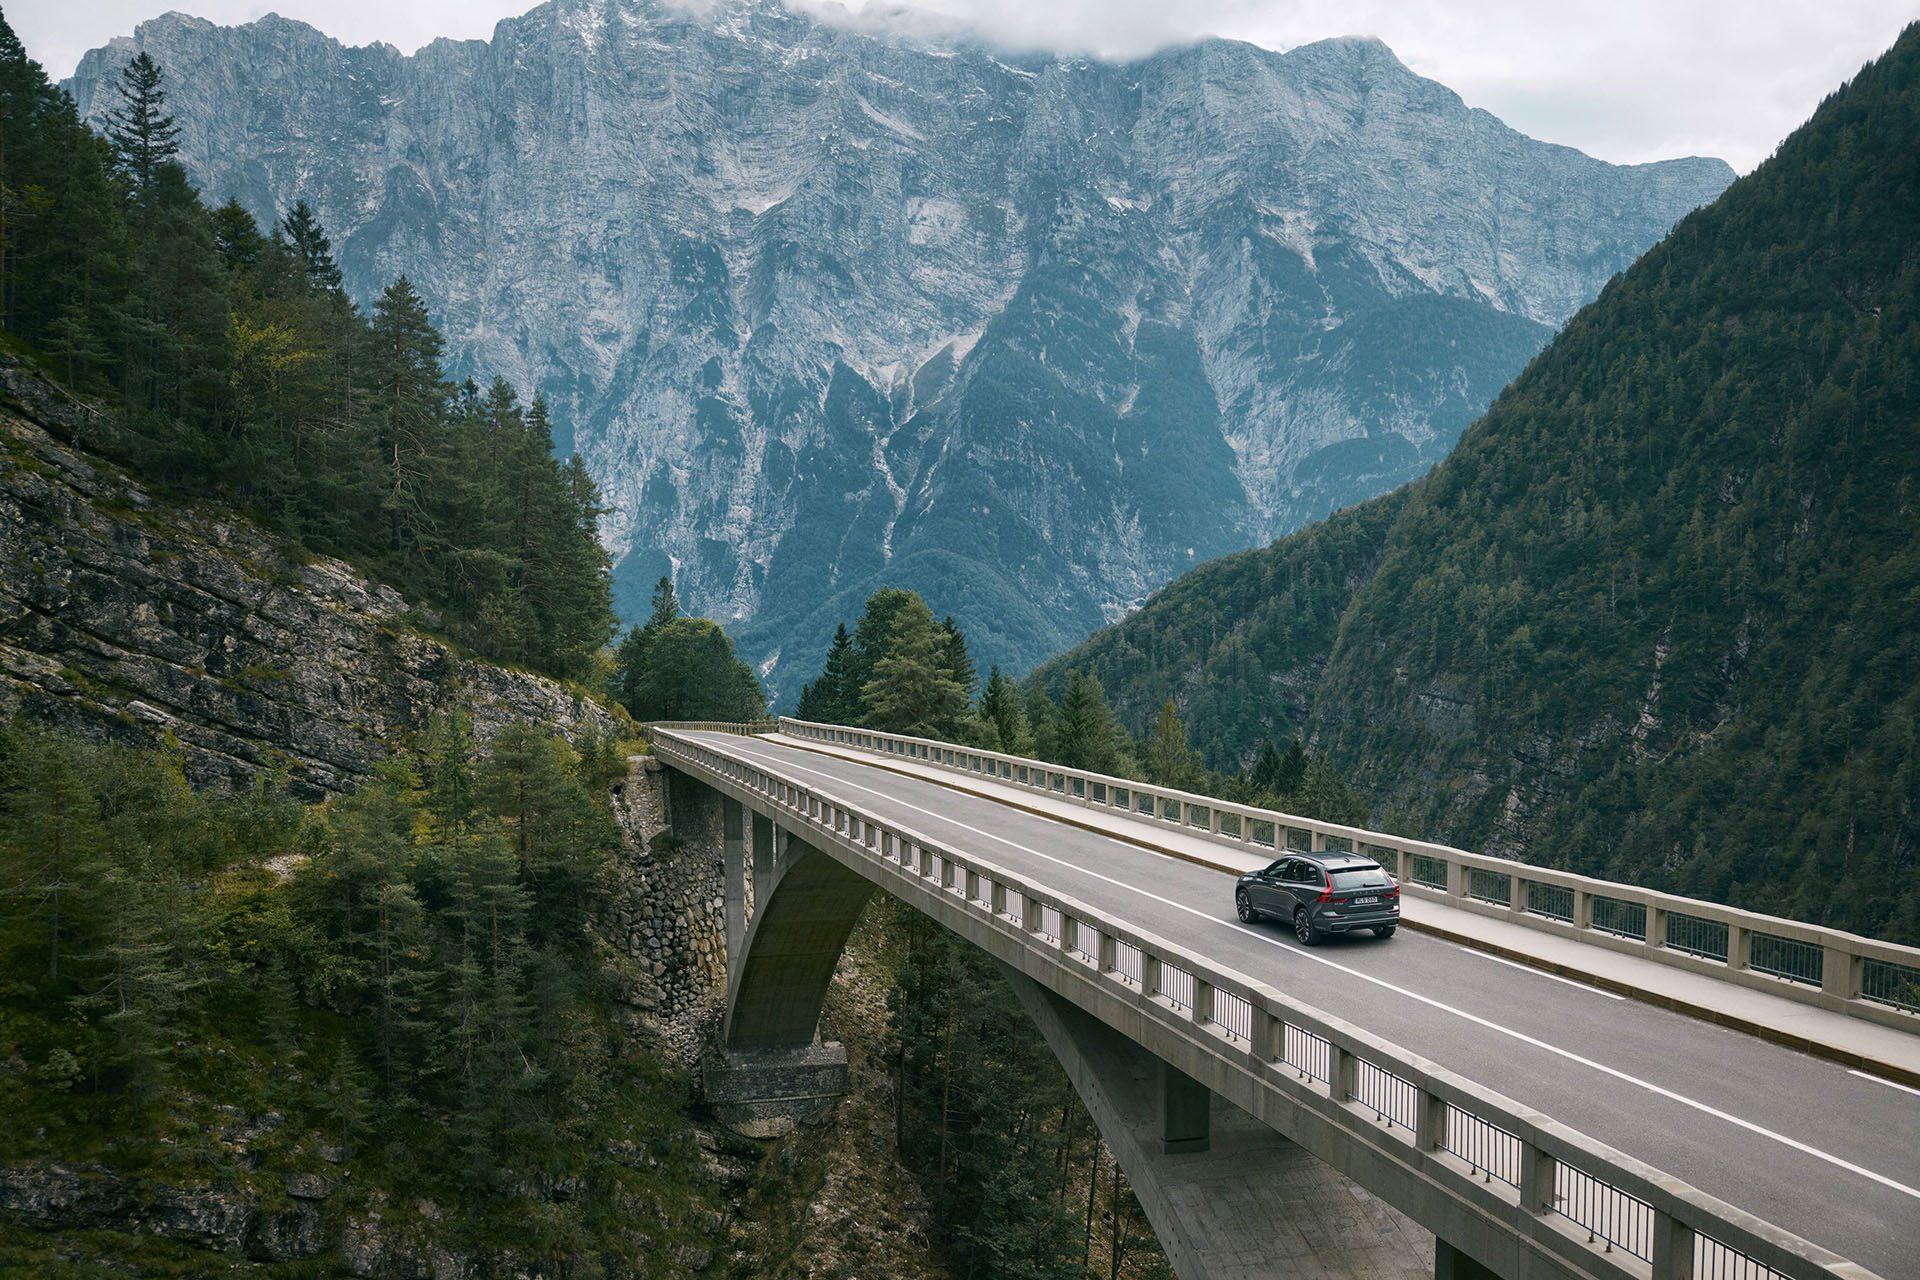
[1039,25,1920,943]
[0,24,615,681]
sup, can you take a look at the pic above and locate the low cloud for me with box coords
[17,0,1915,171]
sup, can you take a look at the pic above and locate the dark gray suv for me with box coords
[1235,853,1400,944]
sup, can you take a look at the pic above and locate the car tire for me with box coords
[1373,924,1397,939]
[1293,907,1320,946]
[1236,889,1260,923]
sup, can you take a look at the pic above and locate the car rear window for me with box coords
[1330,868,1390,889]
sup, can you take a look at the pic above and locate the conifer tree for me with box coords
[211,198,265,271]
[1144,699,1196,789]
[978,666,1030,755]
[863,595,968,738]
[278,199,344,293]
[103,52,180,191]
[369,276,448,558]
[1055,671,1134,777]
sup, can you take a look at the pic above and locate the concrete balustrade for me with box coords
[651,725,1878,1280]
[769,717,1920,1030]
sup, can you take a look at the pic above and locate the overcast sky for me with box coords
[12,0,1913,171]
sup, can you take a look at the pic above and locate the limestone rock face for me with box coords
[68,1,1733,696]
[0,361,621,797]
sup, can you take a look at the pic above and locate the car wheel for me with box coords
[1235,888,1260,923]
[1373,924,1397,939]
[1293,907,1320,946]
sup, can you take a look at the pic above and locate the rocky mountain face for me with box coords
[0,360,620,798]
[68,0,1732,698]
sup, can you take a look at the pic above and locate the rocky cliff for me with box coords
[0,358,622,797]
[67,0,1733,697]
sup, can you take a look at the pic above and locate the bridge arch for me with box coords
[687,784,1435,1280]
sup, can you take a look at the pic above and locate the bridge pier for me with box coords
[1003,967,1433,1280]
[1434,1238,1503,1280]
[1159,1062,1210,1154]
[682,785,877,1136]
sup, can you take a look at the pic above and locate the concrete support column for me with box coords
[723,797,748,960]
[1159,1062,1211,1154]
[1433,1239,1500,1280]
[751,812,775,901]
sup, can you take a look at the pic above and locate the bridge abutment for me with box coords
[701,1042,850,1138]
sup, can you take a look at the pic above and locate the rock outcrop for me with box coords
[67,0,1734,697]
[0,359,622,797]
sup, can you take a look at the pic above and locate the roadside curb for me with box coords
[766,733,1920,1092]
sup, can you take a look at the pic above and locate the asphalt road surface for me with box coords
[685,731,1920,1279]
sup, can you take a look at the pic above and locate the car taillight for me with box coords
[1318,881,1334,904]
[1386,882,1400,899]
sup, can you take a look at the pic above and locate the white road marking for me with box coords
[712,735,1920,1203]
[1851,1070,1920,1099]
[846,750,1631,1006]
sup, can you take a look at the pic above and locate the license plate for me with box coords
[1354,895,1380,905]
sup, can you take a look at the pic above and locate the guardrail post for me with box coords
[1728,924,1751,971]
[1511,874,1530,916]
[990,880,1008,917]
[1097,930,1116,974]
[1414,1084,1445,1153]
[1327,1043,1356,1103]
[1650,1210,1695,1280]
[1252,1012,1279,1064]
[1142,953,1162,1001]
[1517,1139,1555,1214]
[1647,902,1668,951]
[1448,858,1468,900]
[1573,889,1592,931]
[1822,945,1860,1000]
[1310,829,1327,853]
[1194,980,1215,1028]
[1023,895,1044,937]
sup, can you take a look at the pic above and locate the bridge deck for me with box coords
[780,732,1920,1083]
[684,731,1920,1280]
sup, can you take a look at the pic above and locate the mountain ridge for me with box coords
[67,0,1732,698]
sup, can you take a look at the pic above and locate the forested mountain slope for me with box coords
[1040,25,1920,943]
[66,0,1730,699]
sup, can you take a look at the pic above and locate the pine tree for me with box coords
[863,595,968,738]
[369,276,448,560]
[978,666,1031,755]
[102,52,180,191]
[278,199,343,293]
[647,575,681,631]
[801,622,862,723]
[1144,699,1196,789]
[942,615,977,702]
[210,198,265,271]
[1055,671,1133,777]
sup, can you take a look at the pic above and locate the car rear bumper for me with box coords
[1320,908,1399,932]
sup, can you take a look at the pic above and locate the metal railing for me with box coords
[769,717,1920,1030]
[653,726,1874,1280]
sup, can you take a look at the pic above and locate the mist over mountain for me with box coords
[68,0,1731,699]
